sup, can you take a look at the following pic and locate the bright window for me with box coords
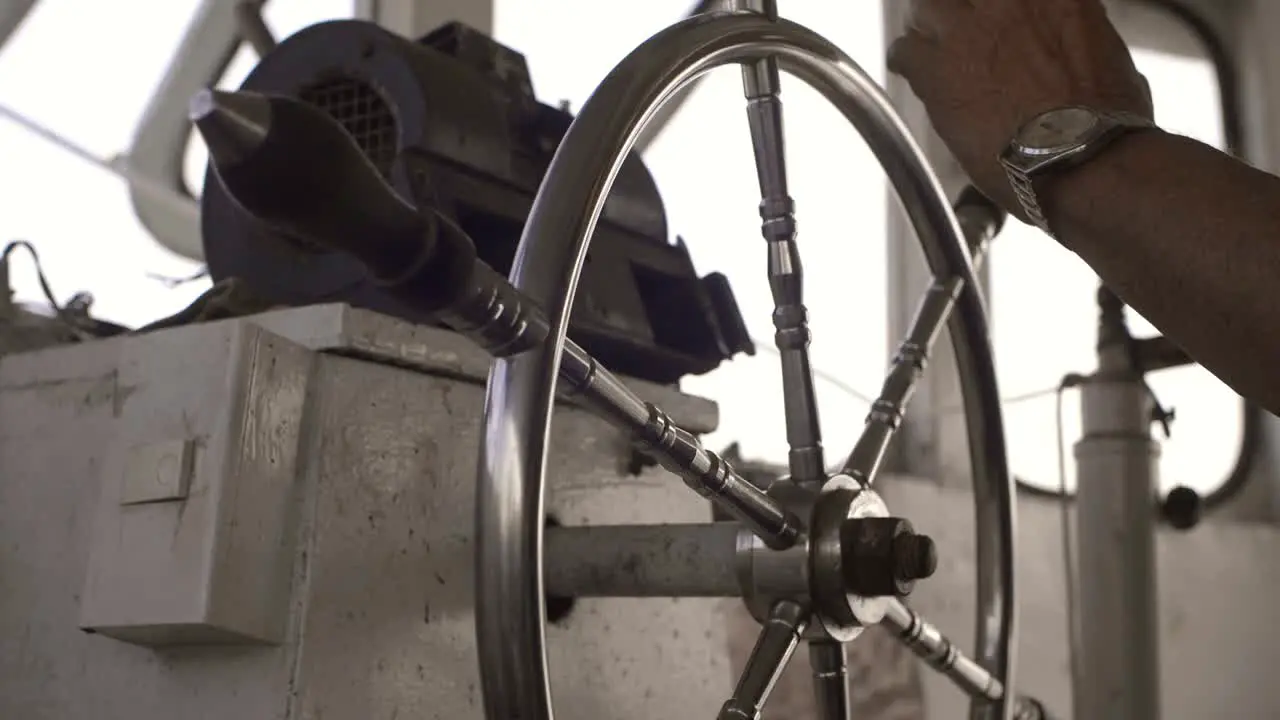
[0,0,350,327]
[497,1,888,466]
[0,1,210,325]
[989,34,1241,497]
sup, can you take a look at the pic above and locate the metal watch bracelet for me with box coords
[1006,164,1055,238]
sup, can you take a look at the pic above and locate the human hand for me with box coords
[887,0,1154,217]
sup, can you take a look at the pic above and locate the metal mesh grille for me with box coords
[298,77,398,177]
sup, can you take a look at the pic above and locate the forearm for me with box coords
[1044,130,1280,415]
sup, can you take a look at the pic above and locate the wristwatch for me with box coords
[999,106,1156,238]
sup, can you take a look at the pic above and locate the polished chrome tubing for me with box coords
[885,601,1051,720]
[809,641,851,719]
[476,11,1015,720]
[557,344,802,550]
[884,599,1003,701]
[842,230,992,486]
[734,0,827,484]
[718,600,809,719]
[454,264,803,549]
[843,275,962,484]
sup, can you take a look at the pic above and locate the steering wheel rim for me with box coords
[476,10,1017,720]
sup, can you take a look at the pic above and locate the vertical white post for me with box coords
[1073,298,1161,719]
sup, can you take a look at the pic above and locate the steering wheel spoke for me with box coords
[719,600,810,719]
[734,0,827,484]
[841,274,964,485]
[841,193,1002,487]
[882,598,1004,702]
[881,600,1055,718]
[560,343,802,549]
[808,641,852,718]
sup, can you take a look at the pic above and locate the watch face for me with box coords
[1015,107,1098,155]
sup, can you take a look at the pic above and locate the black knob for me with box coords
[1013,696,1053,720]
[891,533,938,583]
[190,88,476,312]
[1161,486,1202,531]
[839,517,938,597]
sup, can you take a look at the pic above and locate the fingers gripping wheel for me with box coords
[477,9,1025,720]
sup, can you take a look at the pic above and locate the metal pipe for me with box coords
[883,598,1003,702]
[1132,334,1192,373]
[719,599,808,719]
[1072,341,1161,719]
[476,12,1015,719]
[844,190,999,485]
[732,0,828,484]
[844,275,961,484]
[808,641,851,718]
[542,523,740,597]
[885,601,1056,719]
[557,341,802,550]
[233,1,277,56]
[127,0,253,261]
